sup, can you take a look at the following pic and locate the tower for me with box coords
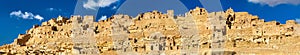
[167,10,174,18]
[71,15,99,55]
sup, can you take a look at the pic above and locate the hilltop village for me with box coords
[1,7,300,55]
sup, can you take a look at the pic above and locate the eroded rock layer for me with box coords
[1,7,300,55]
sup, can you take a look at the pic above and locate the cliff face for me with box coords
[1,7,300,55]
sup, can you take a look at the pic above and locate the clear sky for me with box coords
[0,0,300,45]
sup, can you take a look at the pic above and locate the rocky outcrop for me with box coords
[1,7,300,55]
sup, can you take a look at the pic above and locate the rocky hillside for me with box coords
[1,7,300,55]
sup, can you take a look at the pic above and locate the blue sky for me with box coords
[0,0,299,45]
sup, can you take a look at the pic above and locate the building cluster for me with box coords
[1,7,300,55]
